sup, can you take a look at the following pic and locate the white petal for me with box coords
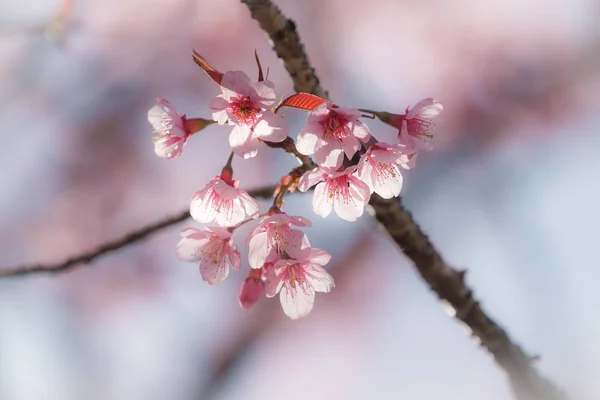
[297,168,324,192]
[314,141,344,168]
[248,232,271,269]
[312,182,333,218]
[280,284,315,319]
[238,190,260,219]
[199,258,229,285]
[254,111,288,142]
[304,264,335,293]
[209,96,230,125]
[296,125,321,155]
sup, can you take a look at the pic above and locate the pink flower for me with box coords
[264,247,334,319]
[210,71,288,159]
[147,98,213,159]
[396,99,443,152]
[356,142,413,199]
[296,102,371,167]
[247,211,311,269]
[147,98,189,159]
[190,175,260,227]
[298,166,371,222]
[177,226,241,285]
[238,269,264,309]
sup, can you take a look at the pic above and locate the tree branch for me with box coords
[0,185,276,277]
[242,1,568,399]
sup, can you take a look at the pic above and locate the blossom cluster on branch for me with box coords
[146,51,442,319]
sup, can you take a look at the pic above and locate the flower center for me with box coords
[287,263,306,289]
[267,222,294,254]
[232,96,260,125]
[201,236,226,265]
[327,175,354,204]
[408,116,434,138]
[321,110,347,140]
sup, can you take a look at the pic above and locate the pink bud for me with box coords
[239,277,263,309]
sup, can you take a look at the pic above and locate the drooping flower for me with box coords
[210,71,288,159]
[296,102,371,168]
[298,166,371,222]
[190,174,259,227]
[247,210,311,269]
[177,226,241,285]
[238,269,264,309]
[264,247,334,319]
[356,142,414,199]
[147,98,213,159]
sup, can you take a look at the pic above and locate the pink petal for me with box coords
[212,179,239,200]
[216,199,246,227]
[407,98,443,119]
[264,269,284,298]
[314,141,344,168]
[205,226,232,240]
[199,258,228,285]
[312,182,333,218]
[229,124,253,154]
[209,96,230,125]
[237,190,260,219]
[306,248,332,267]
[220,71,253,99]
[251,80,277,109]
[190,189,218,224]
[297,168,324,192]
[228,246,242,270]
[372,166,402,199]
[307,102,334,123]
[176,236,211,262]
[304,264,334,293]
[153,136,185,159]
[289,215,312,227]
[280,285,315,320]
[356,156,375,193]
[340,134,361,161]
[285,230,311,259]
[254,111,288,142]
[248,231,270,269]
[349,119,371,140]
[296,126,320,156]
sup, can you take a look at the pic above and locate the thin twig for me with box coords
[242,1,567,399]
[0,185,276,277]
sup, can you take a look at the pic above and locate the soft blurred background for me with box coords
[1,0,599,399]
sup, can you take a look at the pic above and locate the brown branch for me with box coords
[242,1,568,399]
[241,0,327,99]
[0,185,276,277]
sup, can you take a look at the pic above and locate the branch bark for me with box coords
[242,1,568,399]
[0,185,275,277]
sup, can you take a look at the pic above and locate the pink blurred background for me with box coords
[1,0,599,399]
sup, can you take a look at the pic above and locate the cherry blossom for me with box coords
[210,71,288,159]
[298,165,371,222]
[264,247,334,319]
[383,98,443,152]
[147,98,212,159]
[190,174,259,227]
[238,269,264,309]
[177,226,241,285]
[356,142,414,199]
[296,102,371,168]
[247,210,311,269]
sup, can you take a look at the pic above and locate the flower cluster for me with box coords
[147,51,442,319]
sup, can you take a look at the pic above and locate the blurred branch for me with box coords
[0,185,275,277]
[242,1,568,399]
